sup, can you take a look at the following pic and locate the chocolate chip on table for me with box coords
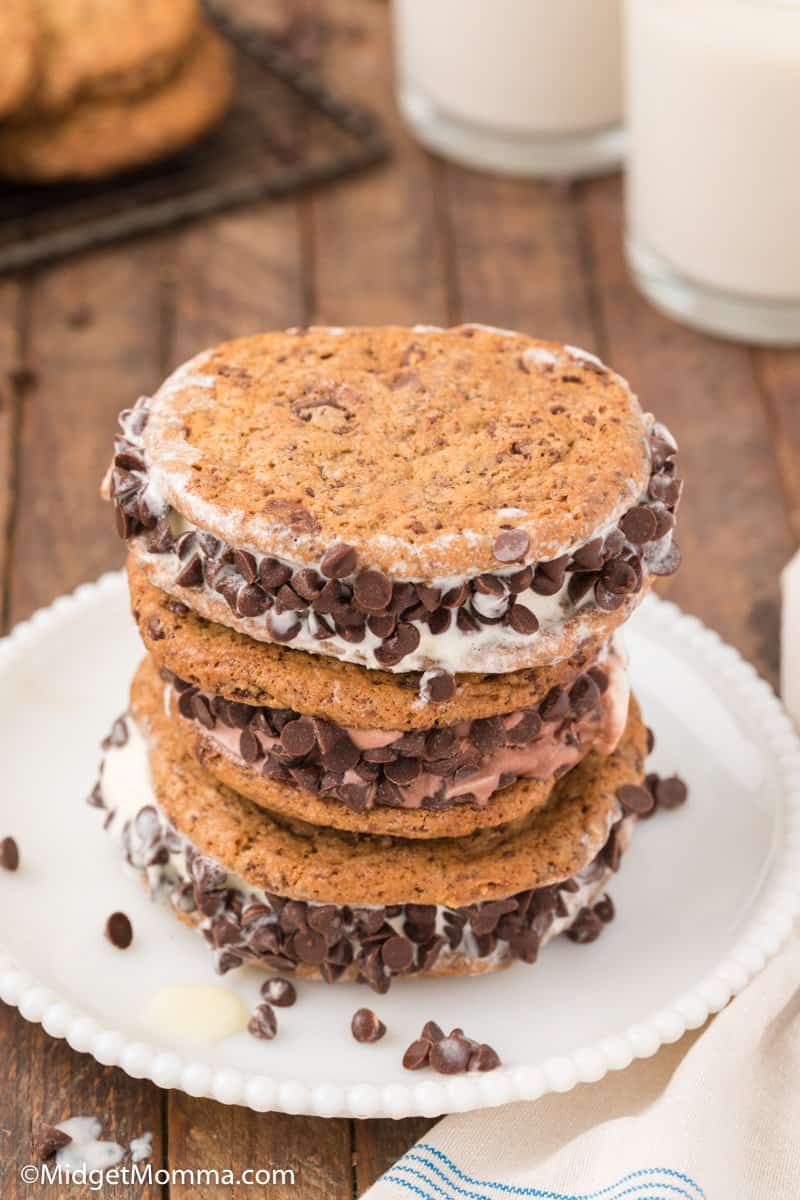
[248,1002,278,1040]
[351,1007,386,1043]
[493,528,530,563]
[402,1038,431,1070]
[320,542,357,579]
[105,911,133,949]
[260,977,297,1008]
[35,1123,72,1161]
[616,783,655,816]
[1,836,19,871]
[420,1020,444,1043]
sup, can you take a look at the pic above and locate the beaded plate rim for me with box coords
[1,571,798,1118]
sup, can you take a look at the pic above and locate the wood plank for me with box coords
[580,177,794,684]
[0,1018,164,1200]
[755,351,800,545]
[1,243,166,1198]
[353,1118,435,1195]
[0,282,21,632]
[7,244,166,624]
[168,1099,352,1200]
[444,172,595,348]
[308,0,449,327]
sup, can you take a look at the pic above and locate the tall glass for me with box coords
[625,0,800,345]
[392,0,624,178]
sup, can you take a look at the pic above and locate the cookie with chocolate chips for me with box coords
[107,325,682,673]
[98,687,646,987]
[140,639,631,837]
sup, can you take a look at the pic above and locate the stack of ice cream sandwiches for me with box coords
[97,324,682,992]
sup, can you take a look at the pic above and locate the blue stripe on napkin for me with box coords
[378,1143,705,1200]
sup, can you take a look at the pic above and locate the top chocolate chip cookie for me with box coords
[107,325,682,673]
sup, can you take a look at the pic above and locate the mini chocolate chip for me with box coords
[506,565,533,594]
[259,557,292,590]
[540,686,569,723]
[601,558,638,595]
[237,584,270,617]
[385,757,421,785]
[234,549,258,583]
[292,569,323,601]
[240,729,264,763]
[646,726,656,754]
[105,911,133,949]
[594,894,615,923]
[421,669,456,703]
[473,573,505,597]
[381,935,415,972]
[508,602,539,635]
[620,505,658,545]
[571,538,604,571]
[468,716,504,755]
[248,1003,278,1039]
[261,977,297,1007]
[441,583,468,608]
[321,734,359,773]
[420,1020,444,1043]
[430,1035,471,1074]
[506,710,542,744]
[402,1038,431,1070]
[428,608,452,635]
[654,774,688,809]
[191,692,216,730]
[416,585,441,611]
[351,1007,386,1043]
[566,907,604,944]
[1,836,20,871]
[320,543,357,579]
[569,674,602,717]
[594,579,626,611]
[468,1044,501,1072]
[175,553,203,588]
[35,1123,72,1161]
[567,572,596,605]
[493,528,530,563]
[354,570,392,613]
[292,929,327,964]
[617,783,655,815]
[456,607,480,635]
[509,928,540,963]
[280,717,316,758]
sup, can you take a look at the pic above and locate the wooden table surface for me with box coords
[2,1,799,1196]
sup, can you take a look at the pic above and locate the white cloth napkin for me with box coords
[365,564,800,1200]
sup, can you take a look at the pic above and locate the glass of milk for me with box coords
[392,0,625,178]
[625,0,800,346]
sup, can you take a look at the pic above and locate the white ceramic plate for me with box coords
[1,573,798,1118]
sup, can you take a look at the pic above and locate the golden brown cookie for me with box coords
[134,653,633,837]
[97,700,646,986]
[128,557,616,728]
[130,665,648,907]
[22,0,201,116]
[107,326,682,673]
[0,0,39,120]
[0,24,232,182]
